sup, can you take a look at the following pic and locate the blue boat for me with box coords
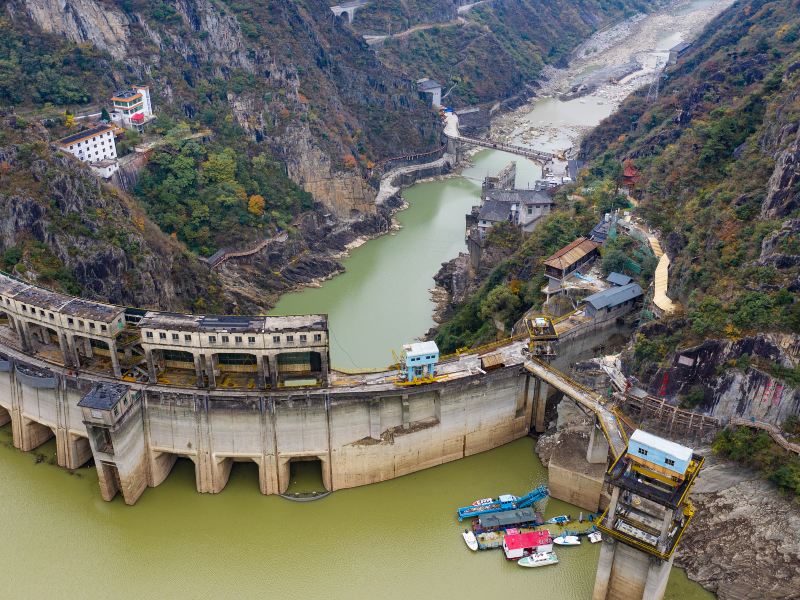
[457,486,548,521]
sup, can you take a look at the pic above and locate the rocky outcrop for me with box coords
[761,85,800,219]
[676,455,800,600]
[214,196,403,312]
[634,333,800,427]
[14,0,131,59]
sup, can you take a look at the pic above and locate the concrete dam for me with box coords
[0,269,705,600]
[0,271,587,505]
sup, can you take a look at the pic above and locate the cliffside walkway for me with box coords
[524,357,627,459]
[203,232,288,269]
[443,112,558,164]
[730,416,800,454]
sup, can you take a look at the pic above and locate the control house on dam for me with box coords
[0,272,542,505]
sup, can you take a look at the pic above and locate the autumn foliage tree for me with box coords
[248,194,265,216]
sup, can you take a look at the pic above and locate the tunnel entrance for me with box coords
[285,457,327,495]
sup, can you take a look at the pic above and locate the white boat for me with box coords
[588,532,602,544]
[553,535,581,546]
[462,529,478,551]
[517,552,559,568]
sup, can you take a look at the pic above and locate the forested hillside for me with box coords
[436,0,800,362]
[579,0,799,354]
[368,0,654,105]
[0,0,440,253]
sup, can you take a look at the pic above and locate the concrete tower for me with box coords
[592,430,703,600]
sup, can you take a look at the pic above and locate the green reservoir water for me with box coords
[0,428,710,599]
[271,150,542,370]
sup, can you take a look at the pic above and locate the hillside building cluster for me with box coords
[55,84,155,180]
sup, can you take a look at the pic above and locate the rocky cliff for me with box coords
[0,118,224,311]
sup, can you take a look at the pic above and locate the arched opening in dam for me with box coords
[289,458,327,493]
[281,456,329,494]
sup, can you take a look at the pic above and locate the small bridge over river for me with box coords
[443,112,560,165]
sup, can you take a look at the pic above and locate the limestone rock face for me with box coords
[17,0,131,59]
[634,332,800,428]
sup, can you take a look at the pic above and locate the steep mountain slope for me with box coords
[577,0,800,406]
[435,0,800,377]
[365,0,654,106]
[4,0,441,220]
[0,117,225,311]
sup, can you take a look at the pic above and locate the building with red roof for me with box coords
[502,530,553,559]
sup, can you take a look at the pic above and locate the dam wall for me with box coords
[0,345,536,504]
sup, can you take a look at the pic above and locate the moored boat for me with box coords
[553,535,581,546]
[588,531,602,544]
[462,529,478,551]
[517,552,559,568]
[544,514,571,525]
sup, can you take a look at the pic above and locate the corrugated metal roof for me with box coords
[583,283,642,310]
[543,237,599,270]
[630,429,693,462]
[607,272,632,286]
[78,382,129,410]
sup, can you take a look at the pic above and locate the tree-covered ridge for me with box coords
[0,17,115,106]
[374,0,653,106]
[136,124,313,256]
[579,0,800,340]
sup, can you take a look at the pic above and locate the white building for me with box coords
[110,85,154,132]
[417,78,442,108]
[57,125,119,179]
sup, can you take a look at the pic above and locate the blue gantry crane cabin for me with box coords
[403,341,439,382]
[626,429,692,486]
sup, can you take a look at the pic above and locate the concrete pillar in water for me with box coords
[592,538,674,600]
[587,416,610,464]
[55,429,92,469]
[532,377,549,433]
[80,384,150,505]
[17,417,53,451]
